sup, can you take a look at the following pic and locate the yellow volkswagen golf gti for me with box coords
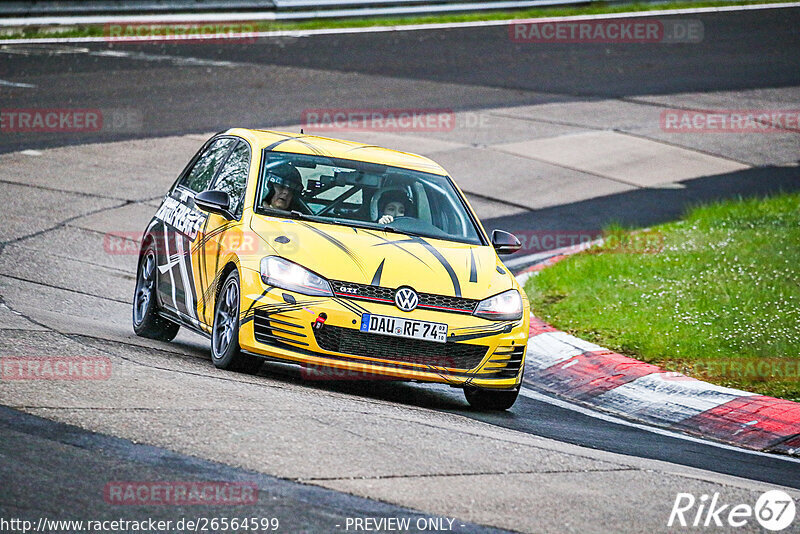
[133,128,529,409]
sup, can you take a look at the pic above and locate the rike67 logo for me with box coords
[668,490,796,531]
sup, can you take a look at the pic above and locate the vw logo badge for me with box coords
[394,287,419,312]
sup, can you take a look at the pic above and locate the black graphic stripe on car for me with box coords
[263,134,304,152]
[240,299,322,325]
[365,230,432,269]
[190,220,237,253]
[383,235,463,298]
[332,296,370,317]
[240,287,274,321]
[370,259,385,286]
[298,221,366,274]
[450,321,519,334]
[469,248,478,283]
[176,232,199,321]
[447,326,514,343]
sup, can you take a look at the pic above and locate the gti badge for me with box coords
[394,287,419,312]
[338,285,358,294]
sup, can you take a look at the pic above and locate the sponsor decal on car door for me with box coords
[154,136,237,327]
[154,187,207,323]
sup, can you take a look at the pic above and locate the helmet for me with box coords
[264,161,303,205]
[370,187,413,221]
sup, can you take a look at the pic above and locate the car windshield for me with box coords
[254,150,484,245]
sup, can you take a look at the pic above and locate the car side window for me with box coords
[179,138,236,193]
[211,141,250,219]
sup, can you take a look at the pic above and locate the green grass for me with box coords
[3,0,795,40]
[525,192,800,401]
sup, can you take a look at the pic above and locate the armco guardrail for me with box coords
[0,2,277,16]
[0,0,589,22]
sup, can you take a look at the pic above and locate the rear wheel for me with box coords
[464,384,520,411]
[211,270,263,374]
[132,244,179,341]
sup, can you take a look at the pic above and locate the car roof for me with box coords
[224,128,449,176]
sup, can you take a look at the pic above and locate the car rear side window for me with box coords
[179,138,236,193]
[211,141,250,219]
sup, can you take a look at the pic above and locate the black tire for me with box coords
[464,384,520,411]
[133,244,179,341]
[211,269,262,375]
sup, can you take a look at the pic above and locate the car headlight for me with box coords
[473,289,523,320]
[259,256,332,296]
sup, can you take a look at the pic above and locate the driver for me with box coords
[262,161,303,211]
[375,189,412,225]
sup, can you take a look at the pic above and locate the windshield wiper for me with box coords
[378,225,426,239]
[332,218,426,239]
[258,207,315,222]
[289,210,312,221]
[259,209,429,240]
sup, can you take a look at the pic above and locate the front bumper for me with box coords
[238,268,528,389]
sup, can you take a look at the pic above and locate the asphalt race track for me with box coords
[1,6,799,154]
[1,5,799,533]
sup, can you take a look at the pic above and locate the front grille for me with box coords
[313,325,488,370]
[332,282,394,301]
[253,310,309,347]
[330,280,479,314]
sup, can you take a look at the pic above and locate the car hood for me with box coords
[250,216,514,300]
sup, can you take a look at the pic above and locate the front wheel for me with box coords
[132,244,179,341]
[211,270,262,374]
[464,384,520,411]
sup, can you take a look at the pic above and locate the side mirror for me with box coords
[491,229,522,255]
[195,190,233,220]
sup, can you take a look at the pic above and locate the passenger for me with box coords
[375,189,412,225]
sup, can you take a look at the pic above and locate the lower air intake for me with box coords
[314,325,488,370]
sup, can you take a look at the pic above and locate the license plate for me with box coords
[359,314,447,343]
